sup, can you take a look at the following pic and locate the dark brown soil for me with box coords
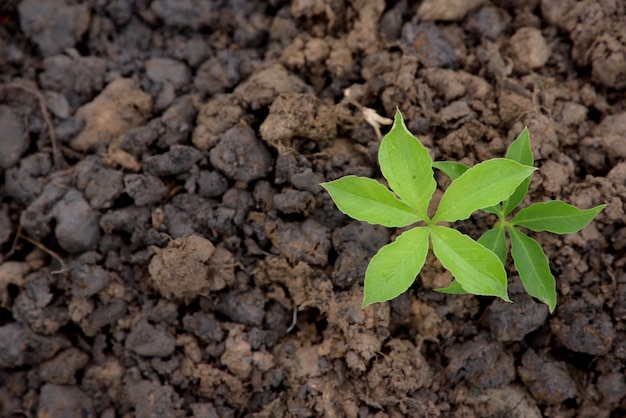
[1,1,625,417]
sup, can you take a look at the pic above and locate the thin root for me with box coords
[8,224,68,274]
[0,79,67,169]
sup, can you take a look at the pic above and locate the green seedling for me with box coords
[322,111,535,306]
[433,128,605,312]
[322,111,604,312]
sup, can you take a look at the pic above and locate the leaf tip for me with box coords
[392,108,405,127]
[539,295,556,313]
[495,283,512,303]
[319,181,334,194]
[362,297,376,309]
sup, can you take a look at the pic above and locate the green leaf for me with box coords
[432,161,469,180]
[511,201,606,234]
[481,204,503,216]
[506,127,533,166]
[478,225,508,264]
[321,176,422,227]
[430,226,510,301]
[503,128,534,215]
[434,159,536,223]
[435,280,470,294]
[379,110,436,219]
[503,177,532,216]
[363,227,430,307]
[509,227,556,312]
[433,161,504,214]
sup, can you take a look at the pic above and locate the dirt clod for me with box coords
[518,349,578,405]
[265,218,330,265]
[149,235,224,301]
[71,78,153,152]
[418,0,486,22]
[125,319,176,357]
[143,145,203,177]
[260,93,337,152]
[0,323,69,368]
[18,0,89,57]
[446,333,516,388]
[39,348,89,385]
[210,125,273,183]
[53,189,101,253]
[37,383,95,418]
[486,283,549,342]
[508,27,552,73]
[551,300,615,355]
[0,105,28,169]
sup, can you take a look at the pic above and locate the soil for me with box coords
[0,0,625,417]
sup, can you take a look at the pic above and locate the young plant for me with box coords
[433,129,605,312]
[321,111,604,312]
[322,110,535,307]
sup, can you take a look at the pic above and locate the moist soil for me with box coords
[1,1,625,417]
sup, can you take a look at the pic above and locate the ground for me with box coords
[1,0,626,417]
